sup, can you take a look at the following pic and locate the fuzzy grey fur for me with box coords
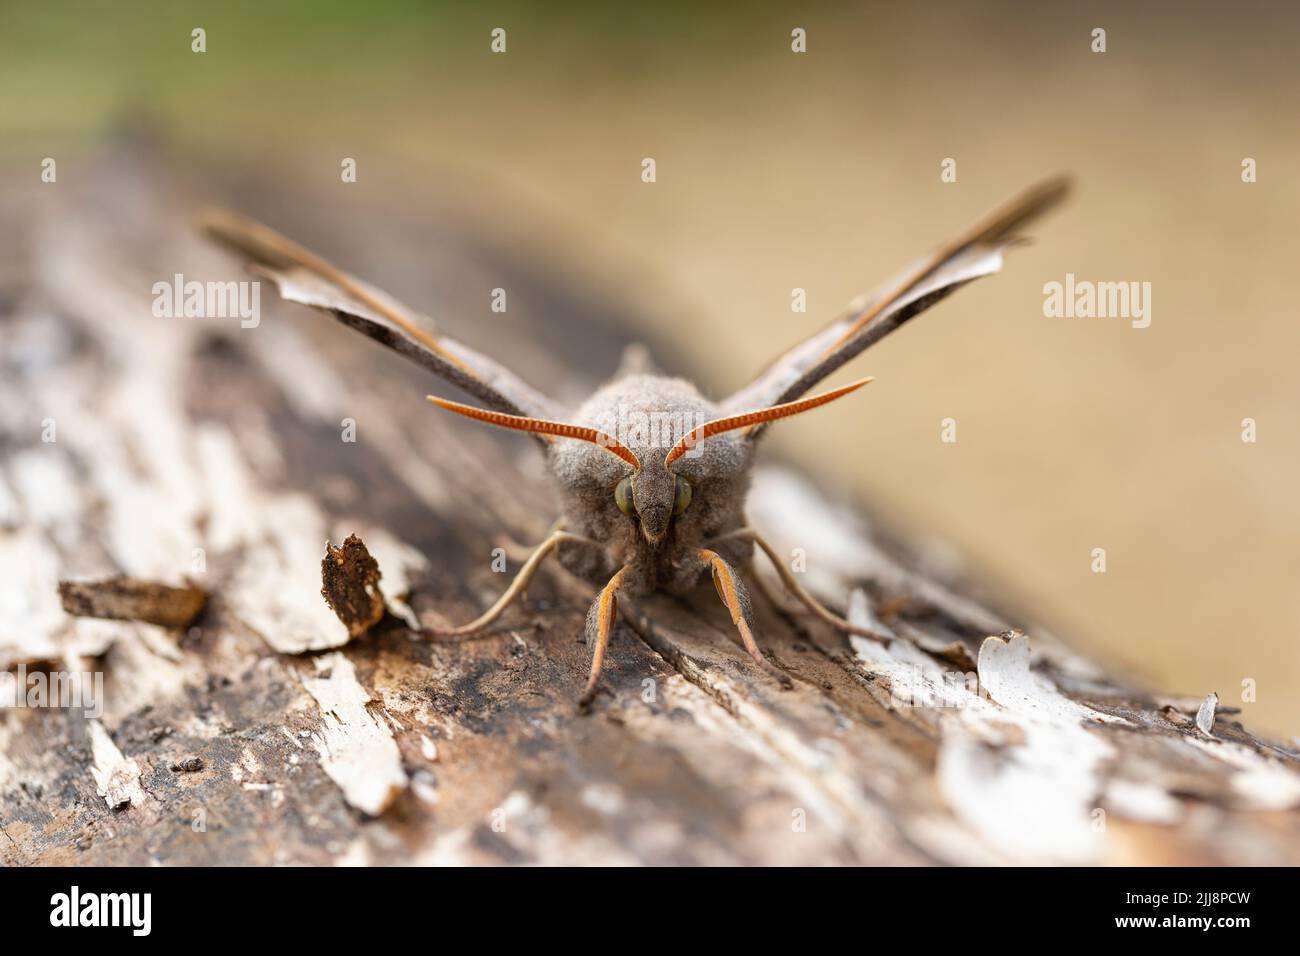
[550,373,752,595]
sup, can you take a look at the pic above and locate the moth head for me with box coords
[427,376,870,546]
[612,465,693,544]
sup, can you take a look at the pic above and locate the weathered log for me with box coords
[1,151,1298,865]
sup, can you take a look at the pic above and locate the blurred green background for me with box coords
[3,1,1298,735]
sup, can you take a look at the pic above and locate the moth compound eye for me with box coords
[672,476,693,515]
[614,477,635,516]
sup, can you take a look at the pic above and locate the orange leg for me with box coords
[579,565,630,706]
[696,548,793,689]
[709,528,891,644]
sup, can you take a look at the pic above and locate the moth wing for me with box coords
[201,209,563,422]
[723,176,1070,419]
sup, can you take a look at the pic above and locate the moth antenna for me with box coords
[428,395,641,470]
[664,377,872,468]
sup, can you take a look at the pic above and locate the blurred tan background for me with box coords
[2,1,1297,734]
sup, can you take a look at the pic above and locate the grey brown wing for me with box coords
[201,209,563,422]
[724,176,1071,423]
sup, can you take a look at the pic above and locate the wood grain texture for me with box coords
[2,150,1298,865]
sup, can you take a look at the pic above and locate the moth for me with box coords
[204,176,1068,705]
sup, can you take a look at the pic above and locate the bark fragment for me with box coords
[58,577,207,630]
[320,534,386,637]
[88,720,145,810]
[299,652,408,816]
[1196,692,1219,737]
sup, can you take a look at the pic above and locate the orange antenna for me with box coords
[428,396,641,470]
[664,377,872,469]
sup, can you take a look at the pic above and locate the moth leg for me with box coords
[494,527,552,563]
[713,528,891,645]
[579,565,630,707]
[696,548,793,689]
[426,529,592,640]
[495,519,599,563]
